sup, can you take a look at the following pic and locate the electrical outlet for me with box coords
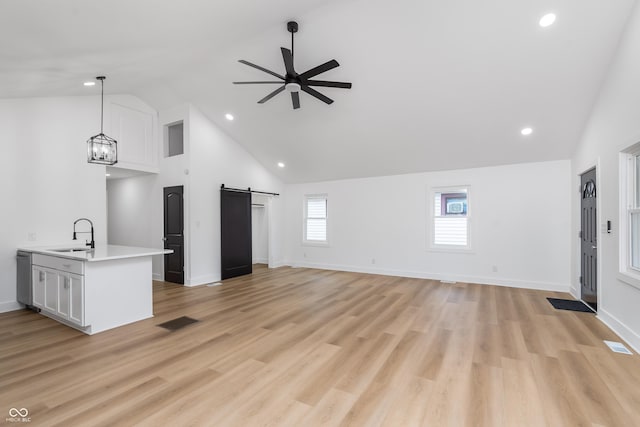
[303,252,307,258]
[371,258,376,264]
[492,265,498,273]
[27,232,37,242]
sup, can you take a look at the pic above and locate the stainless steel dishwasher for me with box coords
[16,250,35,309]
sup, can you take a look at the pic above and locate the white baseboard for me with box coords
[289,260,570,293]
[597,309,640,354]
[186,274,219,287]
[185,263,289,285]
[268,260,288,269]
[0,300,24,313]
[152,272,163,281]
[569,285,579,299]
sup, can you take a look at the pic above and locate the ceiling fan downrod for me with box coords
[287,21,298,62]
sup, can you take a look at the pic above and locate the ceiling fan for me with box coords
[233,21,352,110]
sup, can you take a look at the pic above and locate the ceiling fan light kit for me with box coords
[233,21,352,110]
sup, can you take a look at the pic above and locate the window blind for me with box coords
[306,197,327,241]
[433,190,468,247]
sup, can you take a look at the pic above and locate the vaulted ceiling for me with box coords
[0,0,636,183]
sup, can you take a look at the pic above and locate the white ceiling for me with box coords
[0,0,636,183]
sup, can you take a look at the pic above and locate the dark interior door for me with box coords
[164,186,184,284]
[580,169,597,310]
[221,189,252,280]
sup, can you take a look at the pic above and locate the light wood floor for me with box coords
[1,266,639,426]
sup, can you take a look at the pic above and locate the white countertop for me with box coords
[18,244,173,262]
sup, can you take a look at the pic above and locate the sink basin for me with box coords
[50,248,90,253]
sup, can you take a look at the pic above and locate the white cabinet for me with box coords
[32,256,85,327]
[109,98,158,172]
[23,246,162,335]
[58,274,70,318]
[32,267,45,308]
[68,273,84,325]
[44,268,59,312]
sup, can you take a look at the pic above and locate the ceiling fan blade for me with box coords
[281,48,296,76]
[238,60,285,80]
[301,86,333,105]
[304,80,352,89]
[258,85,286,104]
[233,81,284,84]
[291,91,300,109]
[299,59,340,80]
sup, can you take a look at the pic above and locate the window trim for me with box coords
[303,194,329,247]
[619,145,640,290]
[428,185,473,252]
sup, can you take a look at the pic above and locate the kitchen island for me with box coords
[18,244,172,334]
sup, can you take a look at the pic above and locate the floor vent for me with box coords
[207,282,223,287]
[440,280,457,284]
[604,340,633,355]
[157,316,199,331]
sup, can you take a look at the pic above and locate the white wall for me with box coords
[105,103,285,286]
[107,174,157,248]
[284,160,572,292]
[252,194,269,264]
[152,104,192,281]
[187,106,284,285]
[0,96,108,312]
[571,1,640,352]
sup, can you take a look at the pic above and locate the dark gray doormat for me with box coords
[547,298,594,313]
[157,316,199,331]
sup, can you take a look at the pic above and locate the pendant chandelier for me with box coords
[87,76,117,165]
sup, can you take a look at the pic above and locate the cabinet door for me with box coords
[68,273,84,326]
[32,267,45,308]
[58,275,70,319]
[44,269,59,313]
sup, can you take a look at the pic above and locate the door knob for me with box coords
[592,245,597,249]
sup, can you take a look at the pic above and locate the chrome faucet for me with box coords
[73,218,95,249]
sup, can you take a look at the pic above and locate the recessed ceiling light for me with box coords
[84,81,96,87]
[521,127,533,136]
[225,113,234,121]
[277,162,285,168]
[105,173,111,177]
[539,13,556,28]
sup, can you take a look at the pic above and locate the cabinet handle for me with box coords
[63,264,72,269]
[39,271,44,281]
[64,277,69,289]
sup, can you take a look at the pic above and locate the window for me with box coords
[630,154,640,270]
[620,142,640,290]
[304,195,328,244]
[431,186,470,249]
[622,146,640,276]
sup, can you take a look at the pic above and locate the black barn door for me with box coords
[164,186,184,284]
[580,169,597,310]
[221,189,252,280]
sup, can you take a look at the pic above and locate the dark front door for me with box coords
[221,189,252,280]
[164,186,184,284]
[580,168,597,310]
